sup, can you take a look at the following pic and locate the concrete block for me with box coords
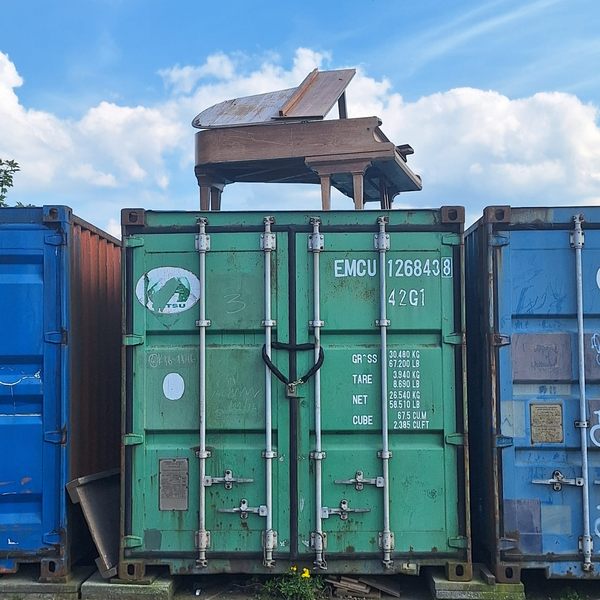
[0,565,93,600]
[428,568,525,600]
[81,570,175,600]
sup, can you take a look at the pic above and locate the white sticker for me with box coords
[136,267,200,314]
[597,267,600,290]
[163,373,185,401]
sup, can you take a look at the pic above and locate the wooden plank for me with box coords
[358,577,401,598]
[277,68,355,119]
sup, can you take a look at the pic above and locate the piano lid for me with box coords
[192,68,356,129]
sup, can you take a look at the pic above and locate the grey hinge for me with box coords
[44,234,65,246]
[124,236,144,248]
[442,233,461,246]
[45,330,68,344]
[444,332,464,345]
[445,433,465,446]
[448,536,468,549]
[44,429,66,444]
[123,334,144,346]
[489,235,509,247]
[490,333,510,347]
[43,531,61,545]
[494,435,514,448]
[122,535,143,548]
[123,433,144,446]
[499,537,518,551]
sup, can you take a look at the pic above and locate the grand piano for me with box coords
[192,69,422,210]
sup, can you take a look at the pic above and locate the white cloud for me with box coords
[1,48,599,226]
[69,163,118,187]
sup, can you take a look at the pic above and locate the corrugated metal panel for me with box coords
[120,208,470,580]
[466,206,600,581]
[0,206,120,579]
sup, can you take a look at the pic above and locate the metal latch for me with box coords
[218,498,267,519]
[321,499,370,520]
[334,470,384,491]
[532,470,584,491]
[203,470,253,490]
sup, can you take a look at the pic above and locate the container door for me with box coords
[496,225,600,577]
[0,225,64,561]
[125,227,290,564]
[294,223,466,570]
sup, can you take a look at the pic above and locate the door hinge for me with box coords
[489,234,509,247]
[494,435,514,448]
[448,536,468,549]
[43,532,61,545]
[444,332,464,345]
[445,433,465,446]
[490,333,510,347]
[499,537,519,551]
[123,334,144,346]
[123,433,144,446]
[442,233,461,246]
[45,330,68,344]
[122,535,143,548]
[44,429,67,444]
[124,236,144,248]
[44,233,66,246]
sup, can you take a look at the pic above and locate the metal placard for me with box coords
[530,403,563,444]
[512,334,572,381]
[159,459,189,511]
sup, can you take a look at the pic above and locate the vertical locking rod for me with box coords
[375,216,394,568]
[261,217,277,567]
[309,218,327,568]
[571,214,593,570]
[196,218,211,567]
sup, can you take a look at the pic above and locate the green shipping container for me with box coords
[120,208,471,580]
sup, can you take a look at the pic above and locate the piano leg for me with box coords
[319,175,331,211]
[210,185,223,211]
[200,185,210,211]
[352,172,364,210]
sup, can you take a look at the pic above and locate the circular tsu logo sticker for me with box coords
[136,267,200,314]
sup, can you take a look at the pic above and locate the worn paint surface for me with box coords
[466,206,600,579]
[122,209,469,575]
[0,206,120,575]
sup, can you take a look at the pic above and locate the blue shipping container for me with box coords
[0,206,120,580]
[466,206,600,581]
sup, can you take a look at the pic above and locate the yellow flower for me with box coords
[290,565,297,572]
[301,568,310,578]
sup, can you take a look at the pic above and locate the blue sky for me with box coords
[1,0,599,231]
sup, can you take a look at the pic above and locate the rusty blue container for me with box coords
[466,206,600,581]
[0,206,121,580]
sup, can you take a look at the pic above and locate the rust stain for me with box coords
[20,476,32,485]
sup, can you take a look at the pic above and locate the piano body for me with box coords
[192,69,421,210]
